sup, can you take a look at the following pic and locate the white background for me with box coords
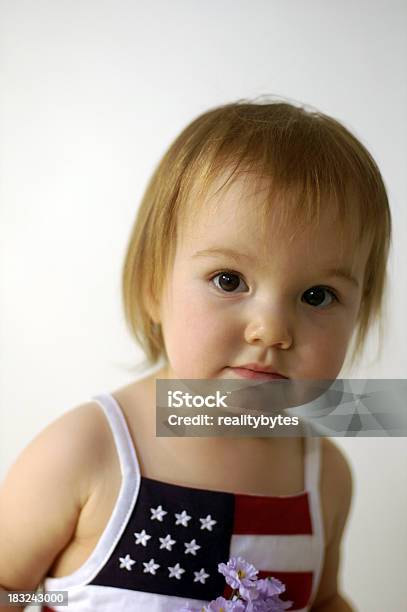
[1,1,406,610]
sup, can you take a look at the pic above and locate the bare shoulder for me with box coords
[320,437,353,536]
[0,400,114,590]
[311,437,354,609]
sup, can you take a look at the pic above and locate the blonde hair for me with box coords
[122,98,392,372]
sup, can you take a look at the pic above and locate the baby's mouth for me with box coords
[228,366,289,381]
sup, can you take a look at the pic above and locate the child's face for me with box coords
[157,174,368,381]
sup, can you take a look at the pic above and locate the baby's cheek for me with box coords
[162,305,209,374]
[168,301,233,377]
[299,325,351,379]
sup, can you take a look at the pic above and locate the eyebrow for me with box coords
[193,247,254,264]
[192,247,360,288]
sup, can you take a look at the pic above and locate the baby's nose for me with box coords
[244,305,293,349]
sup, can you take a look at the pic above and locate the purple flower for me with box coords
[204,597,246,611]
[218,556,259,599]
[256,577,286,597]
[246,597,293,612]
[179,556,292,612]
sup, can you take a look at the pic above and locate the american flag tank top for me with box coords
[42,392,324,611]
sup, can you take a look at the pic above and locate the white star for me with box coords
[174,510,192,526]
[159,534,176,551]
[150,505,167,521]
[134,529,151,546]
[119,554,135,571]
[184,538,201,556]
[199,514,217,531]
[143,558,160,575]
[194,568,210,584]
[168,562,185,579]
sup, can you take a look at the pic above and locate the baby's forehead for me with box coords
[180,173,281,237]
[180,172,357,246]
[176,172,370,278]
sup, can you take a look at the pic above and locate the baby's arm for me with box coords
[310,438,355,612]
[0,403,105,608]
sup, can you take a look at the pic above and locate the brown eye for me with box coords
[212,272,248,293]
[302,286,337,308]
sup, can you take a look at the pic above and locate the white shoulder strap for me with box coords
[302,420,325,606]
[91,392,141,476]
[303,423,321,494]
